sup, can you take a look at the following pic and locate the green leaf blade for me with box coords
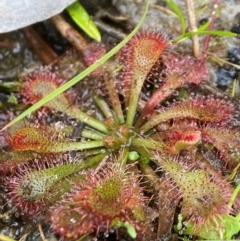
[66,1,101,41]
[166,0,185,35]
[195,30,237,37]
[198,21,210,31]
[174,29,237,42]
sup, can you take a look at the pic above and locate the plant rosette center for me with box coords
[103,118,134,149]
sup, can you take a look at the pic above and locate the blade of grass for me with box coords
[228,183,240,209]
[166,0,185,35]
[1,1,150,132]
[231,79,237,98]
[172,21,209,43]
[198,21,210,31]
[174,29,237,42]
[0,234,17,241]
[192,30,237,37]
[66,1,101,42]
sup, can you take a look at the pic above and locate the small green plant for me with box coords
[0,1,239,240]
[158,157,234,237]
[50,161,146,239]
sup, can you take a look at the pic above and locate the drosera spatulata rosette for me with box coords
[156,156,233,235]
[5,152,107,218]
[201,126,240,167]
[8,125,104,153]
[21,70,109,133]
[50,160,148,239]
[5,154,76,216]
[3,28,239,239]
[118,31,169,126]
[136,54,208,127]
[0,3,239,238]
[139,94,236,134]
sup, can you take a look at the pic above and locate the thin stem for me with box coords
[139,161,160,190]
[184,0,199,57]
[83,152,109,169]
[75,234,91,241]
[38,224,47,241]
[136,79,181,128]
[48,140,105,152]
[103,70,125,124]
[139,105,210,134]
[120,147,129,166]
[126,86,141,127]
[228,183,240,210]
[81,128,104,140]
[70,107,109,134]
[126,70,146,127]
[131,137,165,150]
[94,20,127,40]
[76,148,107,157]
[150,3,177,17]
[93,95,114,119]
[23,26,57,65]
[43,96,109,134]
[51,14,88,55]
[207,51,240,69]
[228,163,240,181]
[201,0,220,61]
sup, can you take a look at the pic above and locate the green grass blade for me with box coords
[198,21,210,31]
[166,0,185,35]
[228,183,240,209]
[231,79,237,98]
[0,1,150,132]
[174,29,237,42]
[185,30,237,38]
[66,1,101,42]
[194,30,237,37]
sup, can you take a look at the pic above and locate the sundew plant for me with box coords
[0,1,239,240]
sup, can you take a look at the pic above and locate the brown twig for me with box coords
[51,14,88,55]
[94,20,127,40]
[207,51,240,69]
[201,0,220,61]
[150,3,177,17]
[19,233,30,241]
[38,224,47,241]
[184,0,200,57]
[95,10,128,22]
[23,26,57,65]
